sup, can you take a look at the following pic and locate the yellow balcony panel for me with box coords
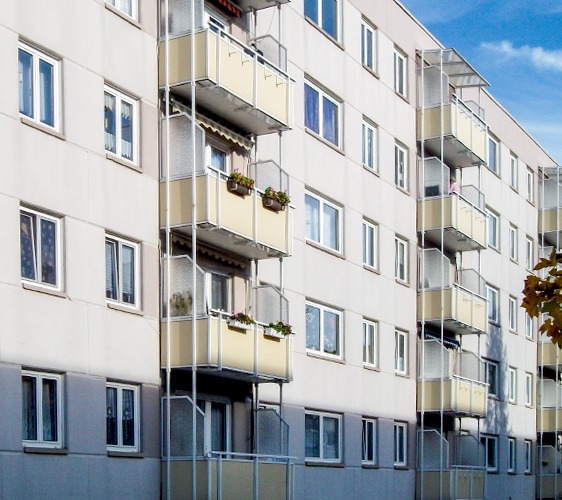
[418,287,487,335]
[160,174,292,260]
[537,408,562,432]
[417,101,487,168]
[538,476,562,500]
[416,470,485,500]
[539,208,562,246]
[159,30,292,135]
[160,317,293,382]
[417,378,487,417]
[538,341,562,368]
[163,459,293,500]
[417,196,487,252]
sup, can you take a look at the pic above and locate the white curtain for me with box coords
[104,92,116,153]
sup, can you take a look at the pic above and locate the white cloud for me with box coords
[481,41,562,72]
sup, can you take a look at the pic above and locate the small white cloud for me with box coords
[481,41,562,72]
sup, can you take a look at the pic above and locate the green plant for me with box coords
[228,169,255,189]
[169,291,193,316]
[231,311,255,325]
[264,186,291,206]
[266,321,293,336]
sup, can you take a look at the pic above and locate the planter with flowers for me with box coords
[264,321,293,339]
[227,170,255,197]
[261,187,290,212]
[227,312,255,331]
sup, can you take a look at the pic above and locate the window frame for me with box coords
[481,435,498,472]
[197,395,232,455]
[362,219,378,269]
[395,236,408,283]
[104,84,139,165]
[205,269,231,313]
[106,382,140,452]
[305,190,342,253]
[486,284,499,324]
[304,79,341,147]
[362,120,378,170]
[510,153,518,190]
[508,367,517,403]
[393,49,407,97]
[525,313,533,339]
[305,301,343,358]
[508,438,516,473]
[394,142,408,189]
[105,234,140,309]
[488,136,499,173]
[487,209,499,250]
[304,0,340,41]
[362,418,378,465]
[304,410,342,463]
[394,330,407,375]
[206,139,230,174]
[526,168,534,203]
[22,370,63,449]
[393,421,407,466]
[525,372,533,406]
[525,237,534,271]
[485,359,499,398]
[524,440,532,473]
[509,224,518,261]
[363,319,378,368]
[508,296,517,332]
[105,0,138,20]
[361,20,377,72]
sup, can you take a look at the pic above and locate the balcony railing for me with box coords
[537,446,562,500]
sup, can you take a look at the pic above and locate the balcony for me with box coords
[537,446,562,498]
[539,171,562,246]
[417,340,487,417]
[159,2,292,136]
[161,114,293,260]
[418,157,487,252]
[161,256,293,383]
[538,338,562,369]
[418,249,487,335]
[538,378,562,432]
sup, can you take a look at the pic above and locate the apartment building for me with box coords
[1,0,560,499]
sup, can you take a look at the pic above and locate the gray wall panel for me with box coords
[141,383,161,458]
[0,364,22,452]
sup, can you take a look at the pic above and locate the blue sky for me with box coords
[399,0,562,164]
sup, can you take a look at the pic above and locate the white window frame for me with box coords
[20,207,63,290]
[510,153,518,189]
[206,139,230,174]
[22,371,63,448]
[509,224,518,261]
[525,372,533,406]
[526,168,534,203]
[105,234,140,308]
[305,411,342,463]
[525,313,533,339]
[18,41,61,131]
[362,120,378,170]
[525,237,534,271]
[106,382,140,452]
[481,435,498,472]
[363,320,378,368]
[524,440,532,473]
[394,330,407,375]
[206,270,231,313]
[395,142,408,189]
[395,236,408,282]
[393,49,407,97]
[105,0,138,20]
[508,296,517,332]
[485,359,499,398]
[305,301,342,358]
[393,421,407,466]
[488,136,499,173]
[104,84,139,165]
[486,284,499,324]
[508,438,516,473]
[361,20,377,72]
[305,190,342,253]
[304,0,340,40]
[362,219,378,269]
[487,209,499,250]
[362,418,377,465]
[304,80,341,147]
[197,396,232,455]
[508,367,517,403]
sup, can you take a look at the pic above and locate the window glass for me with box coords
[305,191,341,252]
[304,81,340,147]
[104,85,138,164]
[486,361,498,397]
[105,236,139,307]
[18,48,33,118]
[306,302,341,357]
[362,419,377,464]
[106,383,139,451]
[305,412,341,461]
[210,273,229,311]
[363,320,377,366]
[393,422,407,465]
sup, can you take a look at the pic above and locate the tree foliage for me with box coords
[522,250,562,347]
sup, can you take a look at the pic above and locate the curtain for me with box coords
[305,195,319,242]
[323,417,339,459]
[106,387,118,445]
[122,389,135,446]
[121,244,135,304]
[304,84,319,134]
[18,49,33,118]
[322,97,338,145]
[305,304,320,350]
[42,378,58,442]
[40,218,57,286]
[210,402,226,452]
[121,100,133,160]
[120,0,133,16]
[323,310,339,355]
[105,240,118,300]
[323,203,338,251]
[20,213,37,281]
[39,59,54,127]
[305,414,320,458]
[104,92,116,153]
[362,420,373,461]
[22,376,37,441]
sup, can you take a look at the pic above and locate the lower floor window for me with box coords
[197,397,231,454]
[525,440,532,473]
[480,435,498,472]
[305,411,341,462]
[106,383,139,451]
[22,371,62,447]
[393,422,407,466]
[362,418,377,464]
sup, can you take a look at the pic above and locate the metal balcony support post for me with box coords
[254,383,260,500]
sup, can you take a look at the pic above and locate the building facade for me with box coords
[1,0,560,499]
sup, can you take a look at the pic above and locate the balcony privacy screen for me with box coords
[160,0,204,38]
[250,35,288,72]
[540,378,560,408]
[253,285,288,325]
[162,396,205,457]
[250,160,289,194]
[161,113,205,179]
[419,157,449,198]
[162,256,206,317]
[456,350,484,382]
[418,65,449,109]
[420,248,452,290]
[419,340,452,379]
[453,433,484,467]
[417,429,449,470]
[257,408,289,457]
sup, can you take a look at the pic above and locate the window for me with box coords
[509,224,518,261]
[393,422,407,466]
[508,367,517,403]
[106,0,137,19]
[362,120,377,170]
[305,411,341,462]
[208,271,230,312]
[20,208,62,289]
[526,168,534,203]
[104,85,138,164]
[480,435,498,472]
[486,285,499,324]
[22,371,62,448]
[524,440,532,473]
[525,313,533,339]
[106,383,139,451]
[393,49,407,97]
[206,141,229,173]
[488,136,498,173]
[362,220,378,268]
[394,330,407,375]
[306,301,342,357]
[361,21,376,71]
[362,418,377,465]
[487,209,499,250]
[395,236,408,282]
[304,0,338,40]
[305,191,342,252]
[395,142,408,189]
[304,81,340,147]
[18,42,60,130]
[525,237,534,271]
[509,296,517,332]
[510,154,518,189]
[525,372,533,406]
[485,359,499,397]
[197,397,231,454]
[105,235,139,308]
[363,320,377,367]
[508,438,516,473]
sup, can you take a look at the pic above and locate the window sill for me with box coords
[107,301,143,316]
[20,117,65,141]
[395,91,409,105]
[305,128,345,156]
[363,364,380,372]
[362,463,379,469]
[24,446,68,455]
[108,450,144,458]
[395,278,410,288]
[510,185,519,194]
[510,257,518,265]
[22,282,67,299]
[362,65,380,79]
[306,350,345,365]
[304,17,344,51]
[489,245,501,254]
[485,166,501,179]
[306,239,345,260]
[106,153,142,173]
[104,2,141,29]
[363,164,380,177]
[395,371,409,379]
[363,264,380,274]
[305,460,344,468]
[526,336,534,342]
[396,184,411,197]
[394,465,409,470]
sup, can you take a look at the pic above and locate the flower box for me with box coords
[227,318,252,331]
[227,179,252,197]
[264,327,285,339]
[262,196,285,212]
